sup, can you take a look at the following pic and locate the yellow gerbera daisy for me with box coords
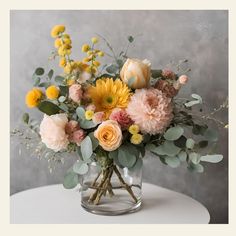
[88,78,131,118]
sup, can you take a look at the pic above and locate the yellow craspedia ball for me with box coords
[130,133,143,145]
[97,51,104,57]
[87,50,93,56]
[58,47,66,56]
[54,38,62,48]
[85,110,94,120]
[63,34,70,39]
[59,57,67,67]
[46,85,60,100]
[128,124,140,134]
[64,63,72,74]
[93,61,100,67]
[91,37,99,44]
[82,44,90,53]
[51,25,65,38]
[63,37,72,45]
[25,88,43,108]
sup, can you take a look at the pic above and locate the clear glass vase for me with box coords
[81,160,142,215]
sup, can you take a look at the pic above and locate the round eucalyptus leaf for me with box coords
[204,129,218,142]
[76,107,85,120]
[80,136,93,160]
[165,156,180,168]
[63,171,79,189]
[162,141,181,156]
[129,158,143,171]
[189,152,201,164]
[118,147,136,168]
[200,154,223,163]
[164,126,184,141]
[188,163,204,173]
[80,120,97,129]
[178,151,187,162]
[186,138,195,149]
[73,161,89,175]
[88,132,99,150]
[58,96,66,103]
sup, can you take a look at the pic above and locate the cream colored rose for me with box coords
[94,120,122,151]
[39,113,69,152]
[120,58,151,89]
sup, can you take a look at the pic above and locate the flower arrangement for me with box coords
[13,25,227,209]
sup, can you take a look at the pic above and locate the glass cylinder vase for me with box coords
[81,159,142,215]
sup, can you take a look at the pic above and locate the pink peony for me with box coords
[70,129,85,146]
[69,84,83,103]
[126,88,173,135]
[162,69,176,80]
[178,75,189,85]
[92,111,105,124]
[65,120,79,135]
[39,114,69,152]
[109,108,133,129]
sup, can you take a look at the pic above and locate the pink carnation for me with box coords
[92,112,105,124]
[162,69,176,80]
[126,88,173,135]
[70,129,85,146]
[109,108,133,129]
[69,84,83,103]
[65,120,79,134]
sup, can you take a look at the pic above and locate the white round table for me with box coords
[10,183,210,224]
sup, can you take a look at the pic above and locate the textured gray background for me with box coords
[10,10,228,223]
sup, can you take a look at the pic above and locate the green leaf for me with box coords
[185,100,200,107]
[188,163,204,173]
[38,82,51,88]
[186,138,195,149]
[191,94,202,103]
[37,101,61,115]
[35,67,44,76]
[151,69,162,78]
[200,154,223,163]
[76,107,85,120]
[22,113,29,124]
[164,126,184,141]
[129,158,143,171]
[162,141,181,156]
[198,140,208,148]
[59,103,69,112]
[118,146,137,168]
[59,86,69,96]
[165,156,180,168]
[151,145,166,156]
[33,77,41,86]
[47,69,54,79]
[63,171,79,189]
[55,75,65,85]
[88,132,99,150]
[80,136,93,160]
[106,64,118,74]
[109,149,118,159]
[189,152,201,164]
[80,120,97,129]
[204,129,218,142]
[73,161,89,175]
[178,151,187,161]
[58,96,66,103]
[127,35,134,43]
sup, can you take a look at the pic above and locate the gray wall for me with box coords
[10,10,228,223]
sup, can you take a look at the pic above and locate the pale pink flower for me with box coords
[70,129,85,146]
[86,104,96,111]
[65,120,79,135]
[178,75,189,85]
[69,84,83,103]
[39,114,69,152]
[92,112,105,124]
[109,108,133,129]
[127,88,173,135]
[162,69,176,80]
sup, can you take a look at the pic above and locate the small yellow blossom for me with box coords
[91,37,99,44]
[63,37,72,45]
[128,124,140,134]
[82,44,90,52]
[54,38,62,48]
[25,88,43,108]
[59,57,67,67]
[130,133,143,145]
[63,34,70,39]
[64,63,72,74]
[85,110,94,120]
[97,51,104,57]
[46,85,60,100]
[51,25,65,38]
[58,47,66,56]
[93,61,101,67]
[87,50,93,56]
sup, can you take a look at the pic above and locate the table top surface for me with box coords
[10,183,210,224]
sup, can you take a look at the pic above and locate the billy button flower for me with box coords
[59,57,67,67]
[54,38,62,48]
[51,25,65,38]
[82,44,90,53]
[130,133,143,145]
[46,85,60,100]
[128,124,140,134]
[97,51,104,57]
[85,110,94,120]
[91,37,99,44]
[25,88,43,108]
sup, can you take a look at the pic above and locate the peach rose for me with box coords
[94,120,122,151]
[120,58,151,89]
[39,114,69,152]
[69,84,83,103]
